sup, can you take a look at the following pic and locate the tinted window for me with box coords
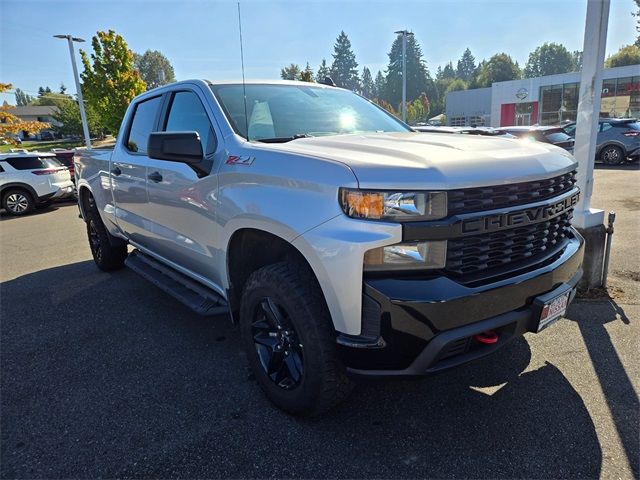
[600,123,613,132]
[211,84,409,141]
[545,131,573,143]
[126,96,162,153]
[614,121,640,131]
[165,91,216,155]
[0,165,4,173]
[4,156,52,170]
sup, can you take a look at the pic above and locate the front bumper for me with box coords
[338,231,584,377]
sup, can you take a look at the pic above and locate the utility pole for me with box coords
[395,30,413,123]
[54,34,91,149]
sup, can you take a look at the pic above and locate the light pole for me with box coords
[54,34,91,149]
[394,30,413,123]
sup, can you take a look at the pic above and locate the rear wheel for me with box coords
[85,194,127,271]
[240,261,353,416]
[2,189,34,216]
[600,145,624,165]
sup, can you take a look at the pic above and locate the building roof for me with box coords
[8,105,58,116]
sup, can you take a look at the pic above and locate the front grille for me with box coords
[446,211,573,277]
[447,170,577,215]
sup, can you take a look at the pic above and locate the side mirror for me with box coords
[147,131,203,164]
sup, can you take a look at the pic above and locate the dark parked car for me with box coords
[562,118,640,165]
[496,126,575,153]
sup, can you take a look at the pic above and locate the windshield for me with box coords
[210,84,410,141]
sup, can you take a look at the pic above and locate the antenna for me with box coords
[237,2,249,140]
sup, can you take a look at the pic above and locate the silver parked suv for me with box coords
[562,118,640,165]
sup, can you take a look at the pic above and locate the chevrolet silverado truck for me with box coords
[75,80,584,416]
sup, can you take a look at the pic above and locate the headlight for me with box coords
[340,188,447,221]
[364,241,447,271]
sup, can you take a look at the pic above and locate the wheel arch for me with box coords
[0,182,38,201]
[226,227,331,328]
[597,141,627,158]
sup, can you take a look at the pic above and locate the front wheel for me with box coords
[240,261,353,416]
[600,145,624,165]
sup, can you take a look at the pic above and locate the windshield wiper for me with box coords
[255,133,313,143]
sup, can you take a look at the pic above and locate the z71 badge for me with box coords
[226,155,255,166]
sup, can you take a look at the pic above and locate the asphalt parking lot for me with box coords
[1,165,638,479]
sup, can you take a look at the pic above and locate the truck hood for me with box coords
[269,132,577,190]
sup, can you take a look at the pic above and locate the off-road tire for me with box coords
[2,188,34,216]
[85,195,127,271]
[600,145,624,165]
[240,261,354,416]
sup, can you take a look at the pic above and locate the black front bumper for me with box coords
[337,232,584,377]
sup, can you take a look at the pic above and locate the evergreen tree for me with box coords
[441,61,455,79]
[374,70,385,99]
[300,62,314,82]
[59,83,67,94]
[360,67,375,98]
[456,48,476,82]
[315,59,330,82]
[330,31,360,90]
[280,63,301,80]
[384,33,431,109]
[14,88,34,106]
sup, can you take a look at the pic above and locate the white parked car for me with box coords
[0,152,75,215]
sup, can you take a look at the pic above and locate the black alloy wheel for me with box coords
[251,297,304,390]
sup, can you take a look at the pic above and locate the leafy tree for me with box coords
[33,92,72,108]
[0,83,50,144]
[373,98,398,116]
[474,53,521,87]
[133,49,176,89]
[330,31,360,90]
[280,63,301,80]
[300,62,314,82]
[524,42,576,77]
[37,86,52,97]
[360,66,375,98]
[572,50,583,71]
[384,33,431,109]
[456,48,476,82]
[446,78,468,93]
[315,59,330,82]
[14,88,35,106]
[53,98,102,138]
[605,44,640,68]
[374,70,385,99]
[634,0,640,47]
[80,30,147,134]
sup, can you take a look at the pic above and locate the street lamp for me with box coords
[394,30,414,123]
[54,34,91,149]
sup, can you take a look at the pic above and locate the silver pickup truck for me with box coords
[75,79,584,416]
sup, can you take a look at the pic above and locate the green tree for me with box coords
[572,50,583,71]
[634,0,640,47]
[330,31,360,90]
[53,98,103,138]
[315,59,330,82]
[59,83,67,94]
[384,33,431,109]
[441,61,456,80]
[524,42,576,77]
[14,88,35,106]
[474,53,521,87]
[360,66,375,98]
[80,30,146,134]
[0,83,50,144]
[374,70,385,99]
[446,78,468,93]
[133,49,176,89]
[280,63,301,80]
[456,48,476,82]
[300,62,314,82]
[33,92,72,108]
[605,44,640,68]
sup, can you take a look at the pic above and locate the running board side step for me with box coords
[125,249,228,316]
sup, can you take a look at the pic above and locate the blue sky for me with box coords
[1,0,637,104]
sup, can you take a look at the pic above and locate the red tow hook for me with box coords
[474,330,499,345]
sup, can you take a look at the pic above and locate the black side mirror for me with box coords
[148,131,203,164]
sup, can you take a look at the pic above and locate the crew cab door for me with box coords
[111,94,163,245]
[144,88,222,283]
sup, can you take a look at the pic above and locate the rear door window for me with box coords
[4,157,51,170]
[164,91,216,155]
[126,96,162,154]
[545,131,572,143]
[600,123,613,132]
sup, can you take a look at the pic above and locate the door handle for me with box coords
[148,171,163,183]
[111,166,122,176]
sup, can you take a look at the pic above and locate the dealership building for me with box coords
[445,64,640,127]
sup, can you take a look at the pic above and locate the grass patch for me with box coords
[0,140,85,153]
